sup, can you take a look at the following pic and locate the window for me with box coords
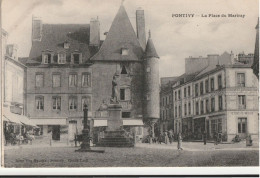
[238,95,246,109]
[82,96,91,111]
[179,105,181,117]
[210,78,214,91]
[200,100,204,114]
[184,88,186,98]
[196,102,199,115]
[206,99,209,113]
[211,97,215,112]
[58,53,66,64]
[237,73,245,87]
[205,80,209,93]
[69,74,77,87]
[211,119,222,134]
[121,48,129,55]
[188,102,191,115]
[35,96,44,110]
[120,89,125,100]
[175,92,177,101]
[43,53,51,64]
[69,96,77,110]
[73,53,80,64]
[175,106,177,117]
[184,103,187,116]
[146,67,151,73]
[218,75,222,89]
[218,95,223,110]
[82,73,91,87]
[35,74,43,87]
[64,42,70,49]
[121,65,128,74]
[195,84,199,96]
[52,96,61,110]
[122,112,131,118]
[178,90,181,99]
[52,74,61,87]
[200,82,204,95]
[238,118,247,133]
[188,86,191,96]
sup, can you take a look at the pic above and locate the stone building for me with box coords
[22,5,160,142]
[159,77,177,133]
[160,52,259,142]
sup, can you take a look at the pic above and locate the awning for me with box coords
[31,118,67,125]
[3,110,22,124]
[20,116,39,128]
[3,109,39,127]
[93,120,107,127]
[123,119,143,126]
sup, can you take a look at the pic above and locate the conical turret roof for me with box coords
[144,31,159,58]
[91,5,143,61]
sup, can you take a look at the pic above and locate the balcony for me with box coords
[119,100,132,110]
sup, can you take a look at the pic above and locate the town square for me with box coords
[1,0,259,170]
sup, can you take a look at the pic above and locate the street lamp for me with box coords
[75,102,104,153]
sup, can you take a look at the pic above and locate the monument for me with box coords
[96,74,134,147]
[75,103,105,152]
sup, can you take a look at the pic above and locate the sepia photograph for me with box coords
[0,0,259,173]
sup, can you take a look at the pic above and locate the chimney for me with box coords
[89,17,100,47]
[6,44,18,60]
[230,51,235,64]
[32,16,42,42]
[136,8,146,50]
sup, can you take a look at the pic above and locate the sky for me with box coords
[1,0,259,78]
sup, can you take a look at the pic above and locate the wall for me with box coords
[26,66,92,118]
[91,61,144,118]
[4,59,24,105]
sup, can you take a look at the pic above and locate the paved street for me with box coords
[4,142,259,167]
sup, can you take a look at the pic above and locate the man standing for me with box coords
[203,131,207,145]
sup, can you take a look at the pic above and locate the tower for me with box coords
[143,30,160,137]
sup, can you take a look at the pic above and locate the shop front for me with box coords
[192,117,205,140]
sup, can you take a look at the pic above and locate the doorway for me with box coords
[52,125,60,140]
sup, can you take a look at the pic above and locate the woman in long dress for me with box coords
[177,132,183,150]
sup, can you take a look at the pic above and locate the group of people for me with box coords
[150,130,183,150]
[4,130,35,146]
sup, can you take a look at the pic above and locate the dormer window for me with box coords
[58,52,66,64]
[42,53,51,64]
[64,41,70,49]
[71,52,82,64]
[121,48,129,55]
[42,50,54,64]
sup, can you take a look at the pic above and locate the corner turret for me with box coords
[143,30,160,137]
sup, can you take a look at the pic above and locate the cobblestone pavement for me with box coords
[4,143,259,167]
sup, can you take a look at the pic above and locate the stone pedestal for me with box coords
[96,103,134,147]
[107,104,123,131]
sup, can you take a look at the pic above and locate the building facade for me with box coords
[161,52,259,142]
[23,5,160,142]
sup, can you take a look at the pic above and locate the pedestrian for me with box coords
[168,130,173,144]
[177,132,183,150]
[164,130,168,144]
[214,132,218,145]
[203,131,207,145]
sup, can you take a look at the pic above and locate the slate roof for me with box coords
[28,24,98,64]
[145,33,159,58]
[91,5,143,61]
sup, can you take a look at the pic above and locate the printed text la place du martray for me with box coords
[172,14,245,18]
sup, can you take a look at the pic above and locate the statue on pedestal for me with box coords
[111,74,119,104]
